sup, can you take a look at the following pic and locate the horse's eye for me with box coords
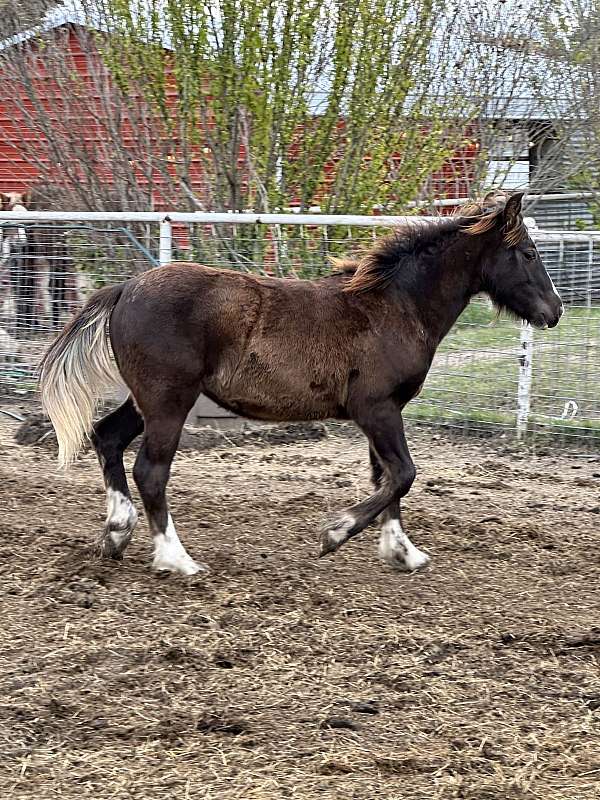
[523,250,537,261]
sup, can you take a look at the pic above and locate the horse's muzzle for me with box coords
[534,297,563,329]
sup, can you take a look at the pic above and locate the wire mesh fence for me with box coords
[0,217,157,392]
[1,211,599,446]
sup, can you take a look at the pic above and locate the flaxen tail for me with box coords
[39,284,125,467]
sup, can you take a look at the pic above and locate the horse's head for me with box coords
[464,191,563,330]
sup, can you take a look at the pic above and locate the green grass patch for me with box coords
[405,302,600,442]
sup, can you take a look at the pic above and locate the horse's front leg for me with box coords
[319,405,427,570]
[369,447,430,571]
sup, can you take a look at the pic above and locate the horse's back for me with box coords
[108,262,371,420]
[114,261,355,339]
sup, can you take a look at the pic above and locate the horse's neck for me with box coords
[404,234,482,348]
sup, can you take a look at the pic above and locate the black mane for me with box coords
[335,191,527,294]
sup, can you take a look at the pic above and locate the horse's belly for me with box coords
[206,368,346,422]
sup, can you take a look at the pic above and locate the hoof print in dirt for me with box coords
[345,700,379,715]
[320,716,359,731]
[179,421,327,452]
[196,715,249,736]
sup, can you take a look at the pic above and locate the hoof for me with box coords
[152,517,208,577]
[319,513,356,557]
[378,522,431,572]
[95,524,134,560]
[380,547,431,572]
[152,557,209,577]
[101,491,137,559]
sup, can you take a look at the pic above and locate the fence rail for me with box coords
[0,211,598,445]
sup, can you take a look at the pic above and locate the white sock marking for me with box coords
[327,513,356,545]
[106,488,137,547]
[378,519,430,571]
[152,515,205,576]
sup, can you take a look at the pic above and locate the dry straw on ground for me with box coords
[0,416,599,799]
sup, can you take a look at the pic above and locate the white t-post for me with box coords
[516,321,534,439]
[159,217,173,266]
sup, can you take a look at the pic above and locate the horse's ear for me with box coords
[502,192,524,228]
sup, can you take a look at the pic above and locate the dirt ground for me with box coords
[1,415,599,800]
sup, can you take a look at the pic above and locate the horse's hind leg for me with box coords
[132,407,205,576]
[91,397,144,559]
[369,447,430,571]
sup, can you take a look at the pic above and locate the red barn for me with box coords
[0,13,212,209]
[0,11,479,211]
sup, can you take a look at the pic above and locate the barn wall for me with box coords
[0,25,210,206]
[0,24,482,210]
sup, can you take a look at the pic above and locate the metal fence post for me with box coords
[159,217,173,265]
[516,322,534,439]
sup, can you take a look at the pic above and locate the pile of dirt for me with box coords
[14,413,56,447]
[14,411,328,454]
[179,420,328,450]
